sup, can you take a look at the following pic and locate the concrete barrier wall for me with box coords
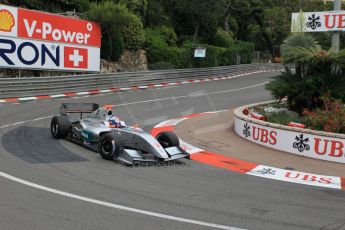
[234,102,345,164]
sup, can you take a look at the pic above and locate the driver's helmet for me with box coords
[107,115,125,128]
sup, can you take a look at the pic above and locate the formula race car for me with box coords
[50,103,189,165]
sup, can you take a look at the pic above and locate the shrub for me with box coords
[302,95,345,133]
[266,64,345,114]
[218,42,254,66]
[266,111,301,125]
[145,28,254,68]
[163,47,190,69]
[236,41,254,64]
[253,103,301,125]
[155,26,178,46]
[145,28,190,68]
[148,62,176,70]
[144,28,168,64]
[101,31,125,61]
[144,28,167,48]
[219,47,239,65]
[218,42,254,65]
[121,14,145,49]
[212,28,234,47]
[180,36,195,46]
[266,67,320,114]
[189,45,221,68]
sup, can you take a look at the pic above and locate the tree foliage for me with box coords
[86,1,144,61]
[4,0,90,12]
[212,28,234,47]
[4,0,342,64]
[116,0,148,19]
[121,14,145,49]
[173,0,227,43]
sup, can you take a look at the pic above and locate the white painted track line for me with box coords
[0,172,245,230]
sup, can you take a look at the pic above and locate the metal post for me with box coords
[332,0,342,52]
[258,51,260,63]
[236,53,241,64]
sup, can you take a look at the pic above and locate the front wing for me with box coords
[117,146,189,165]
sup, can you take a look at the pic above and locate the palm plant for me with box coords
[266,33,345,114]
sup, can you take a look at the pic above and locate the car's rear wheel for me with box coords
[51,116,70,139]
[156,131,179,148]
[98,133,123,160]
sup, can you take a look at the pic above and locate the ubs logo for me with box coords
[243,123,250,138]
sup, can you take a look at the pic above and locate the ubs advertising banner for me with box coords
[234,117,345,164]
[0,4,101,72]
[291,10,345,32]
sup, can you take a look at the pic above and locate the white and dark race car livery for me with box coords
[50,103,189,165]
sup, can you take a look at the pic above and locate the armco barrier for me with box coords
[234,102,345,164]
[0,64,282,99]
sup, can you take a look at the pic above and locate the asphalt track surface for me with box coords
[1,72,345,230]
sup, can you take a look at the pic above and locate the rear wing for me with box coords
[60,103,99,115]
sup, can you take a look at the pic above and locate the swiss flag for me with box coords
[64,47,88,69]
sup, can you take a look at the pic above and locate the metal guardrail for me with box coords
[0,64,283,99]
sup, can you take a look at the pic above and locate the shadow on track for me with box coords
[2,126,88,164]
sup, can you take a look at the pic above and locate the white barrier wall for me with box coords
[234,116,345,164]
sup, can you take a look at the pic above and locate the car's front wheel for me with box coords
[98,133,123,160]
[156,131,180,148]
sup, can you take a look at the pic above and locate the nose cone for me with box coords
[156,144,169,159]
[140,133,169,159]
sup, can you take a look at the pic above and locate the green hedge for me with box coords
[146,41,254,70]
[186,44,220,68]
[148,62,176,70]
[144,28,254,69]
[236,41,255,63]
[144,28,168,64]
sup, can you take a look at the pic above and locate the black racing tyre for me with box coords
[156,131,180,148]
[50,116,70,139]
[98,133,124,160]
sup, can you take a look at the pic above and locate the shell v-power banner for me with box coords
[0,4,101,72]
